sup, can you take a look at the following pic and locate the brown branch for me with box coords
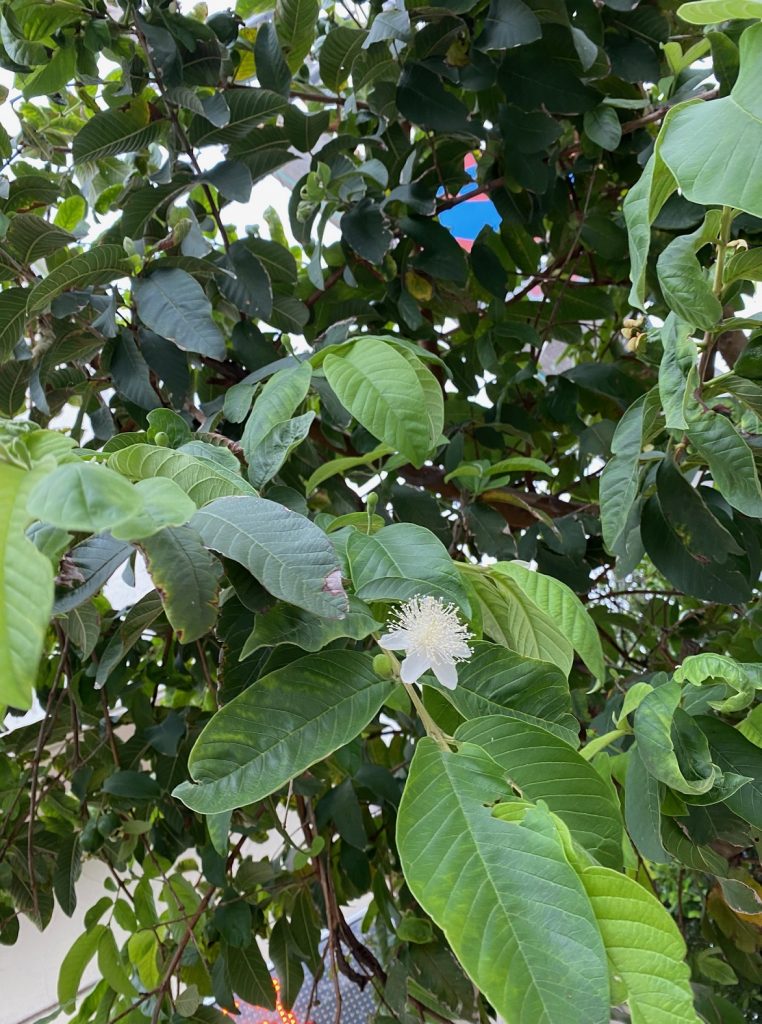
[305,265,345,308]
[150,888,215,1024]
[436,177,505,213]
[621,88,718,135]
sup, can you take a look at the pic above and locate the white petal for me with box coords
[400,651,431,683]
[378,630,410,651]
[431,657,458,690]
[449,641,472,660]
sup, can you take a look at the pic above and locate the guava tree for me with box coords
[1,0,761,1021]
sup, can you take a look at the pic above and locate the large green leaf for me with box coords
[696,716,762,829]
[247,412,315,489]
[456,715,624,868]
[26,247,131,314]
[625,745,669,863]
[173,651,391,812]
[140,526,222,643]
[658,24,762,218]
[5,215,75,265]
[58,925,108,1008]
[491,562,605,682]
[0,288,28,362]
[110,478,196,541]
[72,105,164,163]
[683,367,762,518]
[624,150,677,310]
[318,26,367,90]
[225,940,276,1010]
[240,595,379,657]
[27,458,144,532]
[579,867,700,1024]
[275,0,319,71]
[108,444,255,504]
[240,361,312,455]
[346,523,471,614]
[27,461,143,534]
[656,212,723,331]
[132,269,226,360]
[441,641,578,745]
[191,495,348,618]
[323,338,442,466]
[634,681,717,795]
[0,462,55,710]
[397,740,611,1024]
[599,395,645,555]
[469,572,574,676]
[679,0,762,19]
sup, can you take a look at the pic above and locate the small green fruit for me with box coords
[372,653,395,679]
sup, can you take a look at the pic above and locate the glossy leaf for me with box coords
[397,740,610,1024]
[174,651,391,812]
[457,715,623,867]
[133,269,226,360]
[140,526,222,642]
[191,495,348,618]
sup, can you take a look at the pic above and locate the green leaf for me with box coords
[191,495,348,618]
[656,211,723,331]
[583,106,622,151]
[319,26,367,90]
[0,287,28,362]
[471,572,574,676]
[443,641,578,745]
[457,715,624,868]
[304,444,393,493]
[25,246,131,314]
[579,866,700,1024]
[683,366,762,517]
[323,338,442,466]
[27,461,143,534]
[678,0,762,24]
[72,105,164,163]
[21,43,76,99]
[269,919,304,1008]
[341,199,393,263]
[275,0,318,71]
[491,562,605,682]
[623,151,677,310]
[109,444,255,504]
[599,395,645,555]
[696,716,762,829]
[247,412,315,489]
[254,22,291,95]
[225,940,276,1009]
[634,681,717,795]
[140,526,222,642]
[58,925,108,1007]
[53,834,81,918]
[109,477,196,541]
[133,269,226,360]
[11,0,84,39]
[659,314,696,430]
[6,215,75,265]
[625,745,669,863]
[52,534,132,615]
[190,89,288,147]
[173,651,391,812]
[240,596,380,657]
[347,523,471,614]
[397,64,476,135]
[241,361,312,455]
[474,0,541,50]
[98,929,138,998]
[96,592,165,689]
[397,741,610,1024]
[658,25,762,218]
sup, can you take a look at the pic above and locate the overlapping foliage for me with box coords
[1,0,762,1021]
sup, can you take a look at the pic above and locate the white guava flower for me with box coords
[378,595,473,690]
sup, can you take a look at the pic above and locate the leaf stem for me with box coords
[580,728,627,761]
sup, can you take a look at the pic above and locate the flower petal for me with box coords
[400,651,431,683]
[449,641,472,660]
[378,630,410,651]
[431,657,458,690]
